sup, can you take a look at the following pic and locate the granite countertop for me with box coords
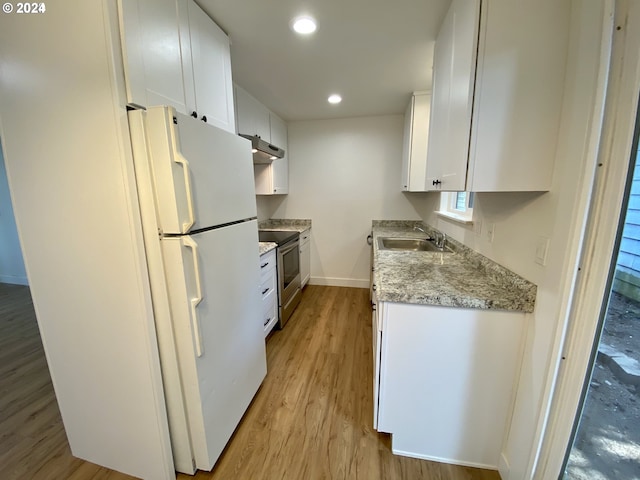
[259,242,277,256]
[258,218,311,233]
[372,220,536,313]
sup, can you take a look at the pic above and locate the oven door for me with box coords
[277,238,301,328]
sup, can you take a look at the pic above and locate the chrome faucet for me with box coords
[434,232,447,249]
[413,225,428,236]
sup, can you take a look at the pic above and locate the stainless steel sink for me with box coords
[377,237,453,253]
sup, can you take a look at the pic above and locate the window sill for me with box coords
[436,211,474,225]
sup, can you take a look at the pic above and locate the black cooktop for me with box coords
[258,229,299,245]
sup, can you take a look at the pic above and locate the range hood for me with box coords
[239,134,285,164]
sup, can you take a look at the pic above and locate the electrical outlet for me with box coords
[535,236,550,266]
[486,223,495,243]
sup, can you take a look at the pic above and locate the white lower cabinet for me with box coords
[259,249,278,336]
[371,289,381,430]
[299,228,311,288]
[375,301,525,468]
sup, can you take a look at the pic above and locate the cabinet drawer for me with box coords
[262,295,278,336]
[259,269,277,301]
[300,229,311,245]
[259,250,276,276]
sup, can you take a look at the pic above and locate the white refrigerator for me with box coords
[128,106,267,474]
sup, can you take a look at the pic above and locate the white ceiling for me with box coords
[198,0,451,122]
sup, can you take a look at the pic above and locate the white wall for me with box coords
[418,2,610,478]
[0,141,27,285]
[263,115,422,287]
[0,3,174,478]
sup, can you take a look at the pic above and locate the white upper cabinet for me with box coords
[235,85,289,195]
[425,0,479,192]
[269,113,289,195]
[426,0,569,192]
[401,92,431,192]
[118,0,189,113]
[235,85,271,140]
[118,0,236,134]
[185,0,236,133]
[467,0,569,191]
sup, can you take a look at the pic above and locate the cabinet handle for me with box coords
[432,179,442,186]
[264,317,271,326]
[261,262,269,268]
[191,111,198,118]
[201,115,207,123]
[262,288,269,295]
[372,284,377,291]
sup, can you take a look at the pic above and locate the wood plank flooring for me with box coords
[0,282,501,480]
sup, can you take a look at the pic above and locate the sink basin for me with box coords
[377,237,453,253]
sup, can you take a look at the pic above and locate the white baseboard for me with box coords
[498,452,511,479]
[308,276,369,289]
[391,447,497,471]
[0,274,28,286]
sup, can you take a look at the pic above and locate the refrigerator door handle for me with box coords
[175,152,195,233]
[183,236,204,357]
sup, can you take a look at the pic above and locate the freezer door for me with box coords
[130,106,257,234]
[160,219,266,471]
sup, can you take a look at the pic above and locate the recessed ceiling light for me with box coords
[328,94,342,104]
[292,16,317,34]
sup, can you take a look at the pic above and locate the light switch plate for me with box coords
[535,236,550,266]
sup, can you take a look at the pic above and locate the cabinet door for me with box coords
[377,302,524,466]
[269,113,289,194]
[372,295,382,430]
[467,0,569,191]
[401,99,412,191]
[186,0,236,133]
[425,0,480,191]
[299,230,311,288]
[253,164,273,195]
[118,0,189,114]
[235,85,271,140]
[401,93,430,192]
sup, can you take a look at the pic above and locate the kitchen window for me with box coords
[437,192,474,223]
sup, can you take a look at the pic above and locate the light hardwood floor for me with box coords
[1,282,500,480]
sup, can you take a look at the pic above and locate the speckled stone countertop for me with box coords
[258,218,311,233]
[259,242,277,256]
[372,220,536,313]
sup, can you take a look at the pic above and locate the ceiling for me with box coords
[198,0,451,122]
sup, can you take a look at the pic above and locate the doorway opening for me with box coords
[562,97,640,479]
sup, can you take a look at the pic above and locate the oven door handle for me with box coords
[279,241,299,256]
